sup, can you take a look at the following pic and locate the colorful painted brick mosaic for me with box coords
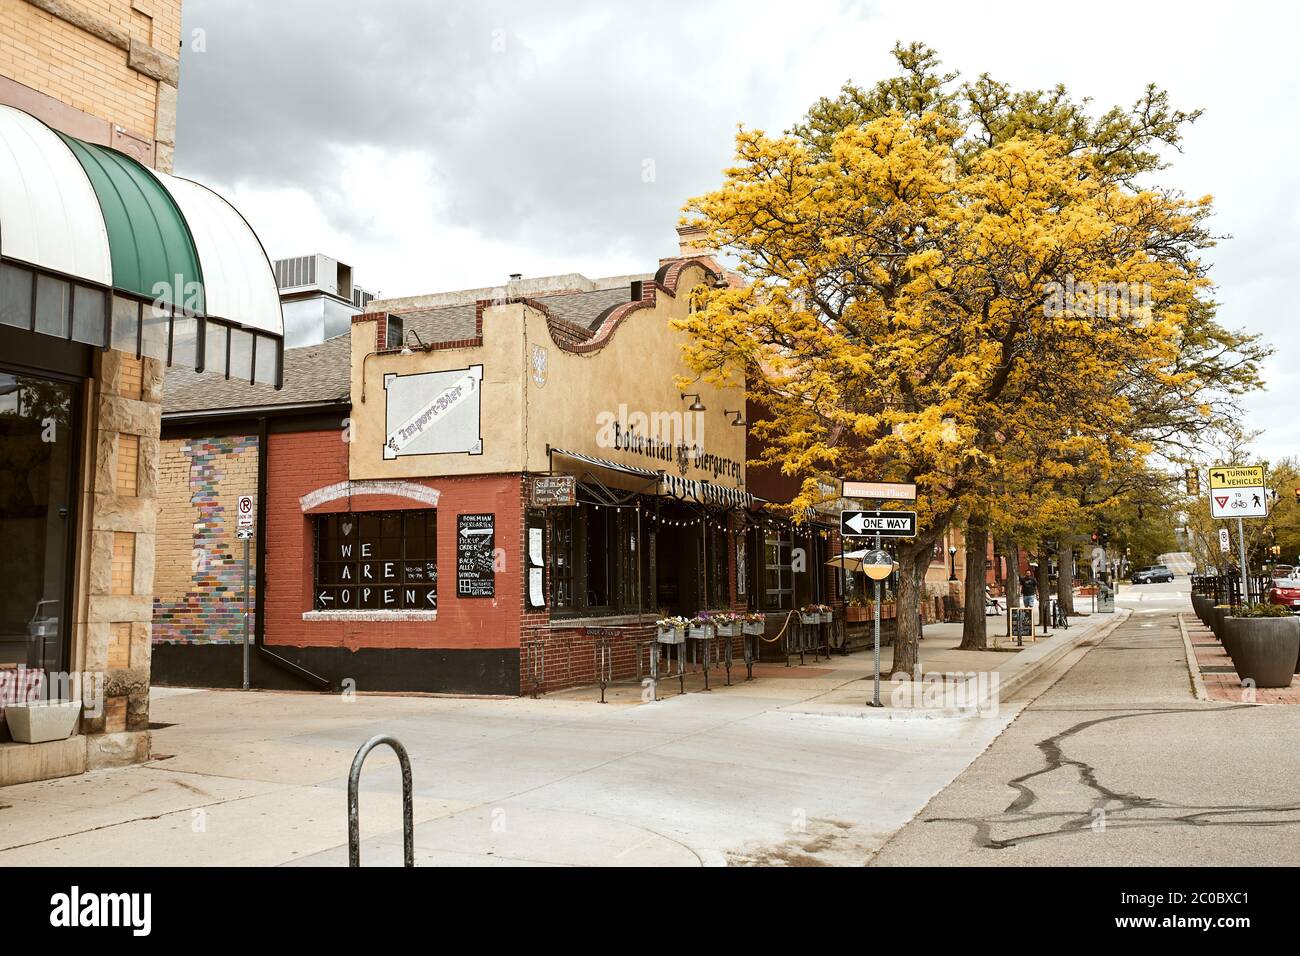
[152,435,259,644]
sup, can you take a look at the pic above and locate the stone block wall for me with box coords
[75,349,161,769]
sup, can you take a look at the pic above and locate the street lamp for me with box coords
[948,545,958,582]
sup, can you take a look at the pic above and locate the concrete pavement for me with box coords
[868,579,1300,865]
[0,602,1161,867]
[1,660,1020,867]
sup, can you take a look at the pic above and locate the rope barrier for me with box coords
[759,610,799,643]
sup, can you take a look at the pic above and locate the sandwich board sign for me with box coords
[1209,464,1267,519]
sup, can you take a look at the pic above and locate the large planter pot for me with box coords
[1223,617,1300,688]
[742,620,765,636]
[1191,594,1209,624]
[799,613,820,626]
[687,625,714,641]
[714,623,740,637]
[4,699,81,743]
[1210,606,1230,643]
[846,607,869,623]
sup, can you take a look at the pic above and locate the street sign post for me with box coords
[841,510,917,538]
[236,495,255,691]
[1219,528,1231,553]
[1209,464,1267,603]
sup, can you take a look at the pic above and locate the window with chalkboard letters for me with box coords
[312,511,438,611]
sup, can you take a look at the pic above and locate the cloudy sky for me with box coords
[174,0,1299,460]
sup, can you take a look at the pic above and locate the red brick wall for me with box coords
[264,430,524,652]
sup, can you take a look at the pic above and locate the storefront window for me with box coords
[550,497,647,618]
[763,527,793,610]
[707,523,729,607]
[585,504,612,609]
[550,507,575,610]
[0,370,78,683]
[312,510,437,611]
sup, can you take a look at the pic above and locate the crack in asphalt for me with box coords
[923,614,1300,850]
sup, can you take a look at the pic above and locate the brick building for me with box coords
[0,0,284,785]
[152,235,856,696]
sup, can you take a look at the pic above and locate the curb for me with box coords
[1177,612,1209,701]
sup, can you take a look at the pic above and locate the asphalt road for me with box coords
[869,579,1300,865]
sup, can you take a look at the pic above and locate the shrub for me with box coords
[1237,603,1293,619]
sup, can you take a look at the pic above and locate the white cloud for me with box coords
[175,0,1299,457]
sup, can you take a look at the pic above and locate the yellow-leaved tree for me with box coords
[674,45,1259,675]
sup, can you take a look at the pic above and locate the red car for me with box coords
[1267,576,1300,613]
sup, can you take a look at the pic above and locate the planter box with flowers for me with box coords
[800,604,830,625]
[846,603,870,623]
[656,616,689,644]
[687,612,716,640]
[742,612,766,636]
[712,612,743,637]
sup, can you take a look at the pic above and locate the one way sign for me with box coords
[841,510,917,538]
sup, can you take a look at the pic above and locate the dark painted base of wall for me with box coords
[151,642,520,696]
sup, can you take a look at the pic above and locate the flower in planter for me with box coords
[655,616,690,630]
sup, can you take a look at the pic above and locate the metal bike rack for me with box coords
[348,734,414,867]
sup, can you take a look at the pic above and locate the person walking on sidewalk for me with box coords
[1021,572,1038,608]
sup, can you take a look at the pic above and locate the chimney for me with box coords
[676,224,715,259]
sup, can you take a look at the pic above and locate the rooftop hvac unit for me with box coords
[274,253,354,302]
[352,285,375,310]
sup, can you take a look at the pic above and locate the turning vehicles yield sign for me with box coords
[841,510,917,537]
[1209,463,1267,519]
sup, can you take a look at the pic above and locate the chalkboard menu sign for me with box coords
[530,475,576,507]
[1010,607,1033,643]
[457,513,495,598]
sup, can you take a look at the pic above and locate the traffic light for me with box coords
[1294,487,1299,504]
[1185,468,1200,496]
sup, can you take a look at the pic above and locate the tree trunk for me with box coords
[1037,548,1052,629]
[959,514,989,649]
[890,538,930,679]
[1056,543,1075,616]
[1002,539,1022,608]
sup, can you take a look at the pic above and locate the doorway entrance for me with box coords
[0,368,79,679]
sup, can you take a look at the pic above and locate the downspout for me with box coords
[253,416,331,690]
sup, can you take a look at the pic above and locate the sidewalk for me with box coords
[548,609,1131,718]
[1179,614,1300,704]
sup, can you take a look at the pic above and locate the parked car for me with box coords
[1130,564,1175,584]
[1267,575,1300,614]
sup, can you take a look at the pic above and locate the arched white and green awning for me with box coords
[0,104,283,386]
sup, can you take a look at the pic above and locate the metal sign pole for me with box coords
[871,510,882,707]
[242,534,251,691]
[1237,516,1249,606]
